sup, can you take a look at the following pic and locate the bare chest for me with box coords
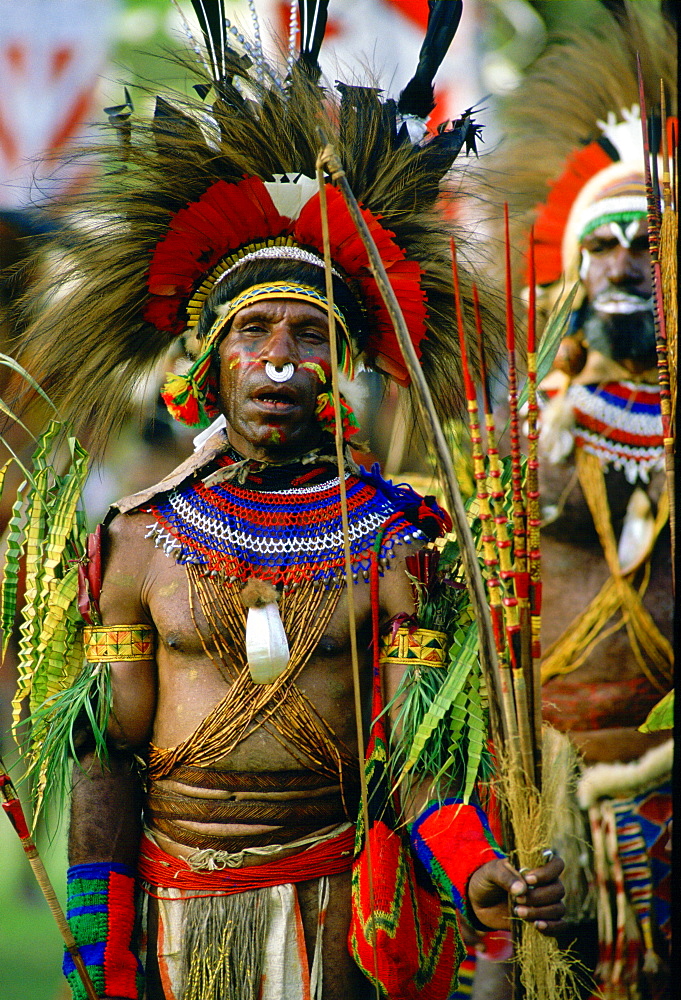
[143,548,373,762]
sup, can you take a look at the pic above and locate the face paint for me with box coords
[300,361,328,383]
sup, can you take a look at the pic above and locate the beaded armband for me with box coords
[84,625,155,662]
[64,862,143,1000]
[379,626,449,668]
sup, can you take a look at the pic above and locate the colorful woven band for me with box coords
[410,799,506,918]
[578,200,647,242]
[64,862,142,1000]
[379,626,449,668]
[84,625,155,662]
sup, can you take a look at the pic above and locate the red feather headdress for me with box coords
[144,176,426,386]
[15,1,503,446]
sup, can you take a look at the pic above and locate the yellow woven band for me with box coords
[379,627,449,668]
[84,625,155,662]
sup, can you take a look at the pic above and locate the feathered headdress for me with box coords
[480,0,677,312]
[13,0,503,446]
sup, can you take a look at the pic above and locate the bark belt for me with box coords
[144,766,359,852]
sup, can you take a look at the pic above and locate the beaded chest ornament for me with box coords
[141,459,447,783]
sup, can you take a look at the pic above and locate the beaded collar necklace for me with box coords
[142,455,428,589]
[568,380,664,484]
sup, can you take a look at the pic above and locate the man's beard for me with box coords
[582,297,657,369]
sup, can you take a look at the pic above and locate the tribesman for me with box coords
[6,4,565,1000]
[484,2,675,994]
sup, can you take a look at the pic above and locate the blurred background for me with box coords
[0,2,620,997]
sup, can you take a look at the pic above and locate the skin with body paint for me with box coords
[217,299,333,461]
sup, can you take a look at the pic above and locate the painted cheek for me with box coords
[300,359,330,385]
[224,347,259,370]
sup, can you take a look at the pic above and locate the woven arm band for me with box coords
[410,799,506,925]
[64,862,143,1000]
[84,625,155,662]
[379,626,449,668]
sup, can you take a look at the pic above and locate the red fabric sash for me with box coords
[138,827,355,895]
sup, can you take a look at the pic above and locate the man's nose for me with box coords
[605,246,645,286]
[259,324,299,366]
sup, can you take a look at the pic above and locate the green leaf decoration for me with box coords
[13,422,62,730]
[23,659,112,824]
[461,670,486,804]
[0,401,95,821]
[1,481,26,658]
[638,690,674,733]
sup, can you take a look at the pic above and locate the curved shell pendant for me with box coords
[265,362,295,382]
[245,602,291,683]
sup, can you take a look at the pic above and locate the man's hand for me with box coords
[467,854,565,935]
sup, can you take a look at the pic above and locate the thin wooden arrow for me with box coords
[0,755,99,1000]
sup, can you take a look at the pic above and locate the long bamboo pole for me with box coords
[315,156,381,999]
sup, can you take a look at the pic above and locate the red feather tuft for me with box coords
[531,142,612,287]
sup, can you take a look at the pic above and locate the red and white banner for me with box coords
[0,0,117,208]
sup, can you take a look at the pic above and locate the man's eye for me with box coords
[588,241,616,255]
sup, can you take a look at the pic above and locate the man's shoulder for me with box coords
[110,427,231,517]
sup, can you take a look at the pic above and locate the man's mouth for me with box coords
[251,386,299,410]
[593,291,652,315]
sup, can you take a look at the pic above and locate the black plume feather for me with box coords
[297,1,329,79]
[398,0,463,119]
[153,96,209,155]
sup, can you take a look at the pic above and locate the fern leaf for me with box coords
[402,628,478,773]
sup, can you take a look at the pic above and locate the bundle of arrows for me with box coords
[635,69,676,735]
[446,213,582,1000]
[638,60,677,587]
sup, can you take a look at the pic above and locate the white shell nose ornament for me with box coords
[265,362,295,382]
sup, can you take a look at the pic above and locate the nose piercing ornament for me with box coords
[265,362,295,382]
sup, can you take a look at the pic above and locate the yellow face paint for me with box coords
[300,361,327,383]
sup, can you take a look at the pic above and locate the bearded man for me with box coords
[488,4,675,994]
[8,4,565,1000]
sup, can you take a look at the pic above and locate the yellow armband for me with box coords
[379,626,448,668]
[83,624,155,662]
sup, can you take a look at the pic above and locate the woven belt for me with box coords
[144,768,358,852]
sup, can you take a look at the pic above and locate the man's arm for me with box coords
[380,547,566,936]
[70,512,157,863]
[66,513,157,1000]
